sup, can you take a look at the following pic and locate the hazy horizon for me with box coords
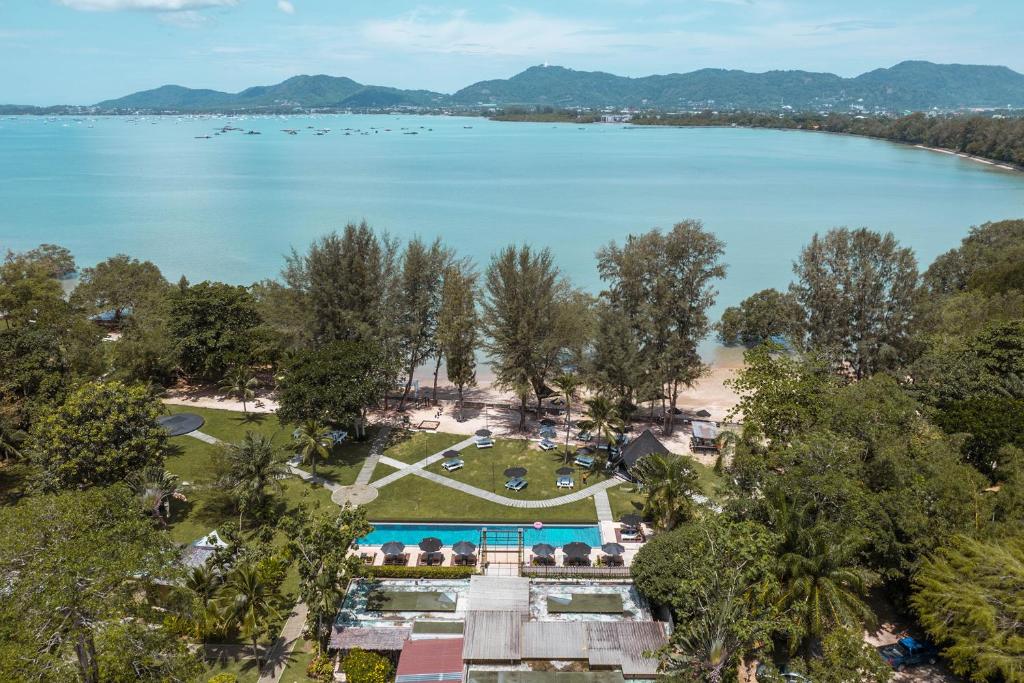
[3,0,1022,106]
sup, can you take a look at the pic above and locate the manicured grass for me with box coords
[370,462,400,483]
[201,647,261,683]
[362,473,598,523]
[383,430,466,464]
[279,638,317,683]
[605,458,725,523]
[423,437,611,500]
[547,593,624,614]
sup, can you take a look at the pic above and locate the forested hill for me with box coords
[94,74,448,112]
[451,61,1024,110]
[89,61,1024,113]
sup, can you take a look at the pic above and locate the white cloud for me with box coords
[277,0,295,15]
[158,9,209,27]
[57,0,236,11]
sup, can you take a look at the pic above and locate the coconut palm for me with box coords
[777,526,875,654]
[186,564,222,608]
[219,366,259,414]
[578,395,624,451]
[128,466,186,525]
[305,565,347,651]
[630,453,702,530]
[221,564,281,671]
[293,419,332,479]
[551,372,583,462]
[221,432,287,528]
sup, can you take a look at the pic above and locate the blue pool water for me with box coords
[358,523,601,548]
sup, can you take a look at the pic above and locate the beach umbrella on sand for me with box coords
[540,418,556,427]
[601,542,625,556]
[619,513,642,527]
[504,466,527,478]
[381,541,405,556]
[696,409,712,418]
[532,543,556,557]
[418,537,443,553]
[556,467,574,475]
[563,542,592,558]
[453,541,476,556]
[576,447,594,456]
[475,429,492,437]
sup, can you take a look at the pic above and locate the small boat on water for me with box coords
[246,130,261,135]
[194,135,211,139]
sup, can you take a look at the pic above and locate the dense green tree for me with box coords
[482,245,576,429]
[718,288,804,347]
[284,222,399,347]
[588,300,649,406]
[0,324,72,426]
[169,281,262,379]
[912,534,1024,682]
[71,254,168,321]
[249,278,313,356]
[283,505,372,651]
[218,432,287,528]
[924,219,1024,296]
[791,227,918,379]
[803,627,892,683]
[577,395,623,450]
[219,365,259,414]
[630,453,702,530]
[934,396,1024,473]
[20,243,76,279]
[632,516,781,679]
[28,380,166,490]
[436,263,479,419]
[276,340,392,433]
[221,563,281,671]
[0,485,198,683]
[292,418,332,479]
[597,220,726,435]
[0,250,67,327]
[395,237,453,408]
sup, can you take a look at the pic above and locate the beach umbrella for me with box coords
[442,450,461,458]
[576,447,594,456]
[531,543,556,557]
[696,409,712,418]
[539,418,556,427]
[619,513,642,527]
[601,542,625,556]
[504,466,527,478]
[475,429,492,437]
[381,541,405,556]
[418,537,443,553]
[453,541,476,556]
[563,542,592,558]
[556,467,574,475]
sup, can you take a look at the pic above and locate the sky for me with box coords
[2,0,1022,105]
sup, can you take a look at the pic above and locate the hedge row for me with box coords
[363,565,478,579]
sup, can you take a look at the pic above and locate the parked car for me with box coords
[877,637,939,671]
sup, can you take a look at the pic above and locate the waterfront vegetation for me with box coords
[2,217,1024,681]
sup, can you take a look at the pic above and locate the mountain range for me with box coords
[86,61,1024,113]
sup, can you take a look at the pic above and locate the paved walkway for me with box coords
[187,429,220,445]
[256,601,308,683]
[593,488,613,522]
[407,468,622,508]
[354,427,392,486]
[371,435,478,487]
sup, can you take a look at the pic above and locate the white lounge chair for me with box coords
[476,437,494,449]
[539,438,557,451]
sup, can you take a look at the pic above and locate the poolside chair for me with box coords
[531,555,555,566]
[441,458,464,471]
[574,454,595,468]
[454,554,478,566]
[359,552,376,565]
[383,553,409,566]
[504,477,527,491]
[556,475,574,489]
[418,552,443,567]
[476,437,494,449]
[539,438,557,451]
[576,430,592,442]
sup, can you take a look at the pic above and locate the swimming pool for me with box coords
[358,523,601,548]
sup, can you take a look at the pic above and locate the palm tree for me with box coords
[219,366,259,414]
[222,564,281,671]
[578,395,624,452]
[186,564,222,608]
[292,419,332,479]
[551,373,583,463]
[128,466,186,525]
[631,453,702,530]
[776,525,875,654]
[306,565,347,652]
[221,432,287,529]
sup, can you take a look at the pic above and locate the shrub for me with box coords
[365,565,477,579]
[342,648,393,683]
[207,674,237,683]
[306,653,334,682]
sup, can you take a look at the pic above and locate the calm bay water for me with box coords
[2,114,1023,322]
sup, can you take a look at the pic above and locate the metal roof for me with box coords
[397,638,464,683]
[330,626,411,651]
[462,612,522,661]
[691,420,719,441]
[467,575,530,612]
[520,622,587,660]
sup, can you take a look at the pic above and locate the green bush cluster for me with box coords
[341,648,393,683]
[306,653,335,682]
[206,674,237,683]
[365,565,477,579]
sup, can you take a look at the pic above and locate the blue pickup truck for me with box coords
[877,637,939,671]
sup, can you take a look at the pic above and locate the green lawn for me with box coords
[605,458,724,523]
[200,646,261,683]
[362,473,598,523]
[423,437,611,500]
[279,638,317,683]
[383,430,467,464]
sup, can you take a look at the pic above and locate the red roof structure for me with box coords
[396,638,464,682]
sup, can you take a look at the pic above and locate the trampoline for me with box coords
[158,413,205,437]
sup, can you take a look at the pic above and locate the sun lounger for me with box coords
[539,438,557,451]
[504,477,527,491]
[574,454,595,468]
[441,458,464,471]
[556,475,574,489]
[476,437,494,449]
[383,554,409,566]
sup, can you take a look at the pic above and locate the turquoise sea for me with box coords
[2,113,1023,319]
